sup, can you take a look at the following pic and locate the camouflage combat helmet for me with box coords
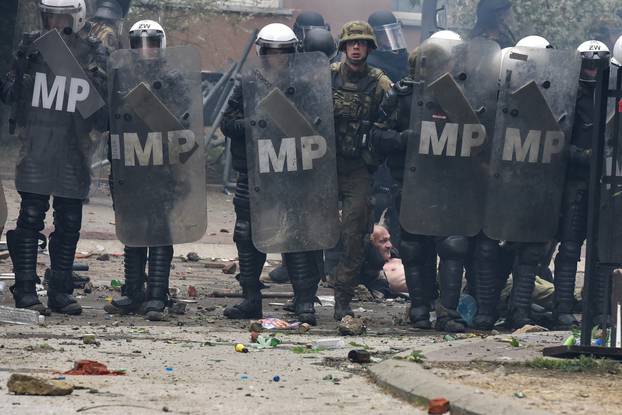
[338,21,378,51]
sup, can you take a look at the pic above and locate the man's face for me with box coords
[371,225,392,262]
[42,13,73,32]
[345,39,369,64]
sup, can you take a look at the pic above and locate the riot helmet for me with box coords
[40,0,87,34]
[337,21,378,51]
[292,11,329,47]
[94,0,131,21]
[303,28,337,60]
[516,35,552,49]
[255,23,298,56]
[613,35,622,67]
[129,20,166,49]
[368,10,407,52]
[430,30,462,41]
[577,40,610,84]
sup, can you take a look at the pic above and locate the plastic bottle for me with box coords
[457,294,477,326]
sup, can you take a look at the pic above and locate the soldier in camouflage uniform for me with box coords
[331,21,392,320]
[86,0,130,53]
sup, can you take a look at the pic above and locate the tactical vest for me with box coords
[331,62,385,162]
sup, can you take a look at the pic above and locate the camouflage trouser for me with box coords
[334,166,373,300]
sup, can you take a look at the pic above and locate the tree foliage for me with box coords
[445,0,621,49]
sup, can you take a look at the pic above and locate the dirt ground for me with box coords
[430,361,622,415]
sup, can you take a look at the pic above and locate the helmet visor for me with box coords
[301,25,329,41]
[40,9,75,32]
[373,22,407,51]
[130,30,164,49]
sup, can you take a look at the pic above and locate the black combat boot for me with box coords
[47,269,82,315]
[7,229,49,315]
[143,246,173,321]
[286,252,320,326]
[434,236,467,332]
[333,290,354,321]
[104,247,147,315]
[552,241,580,329]
[47,198,83,314]
[472,236,501,330]
[507,246,539,329]
[401,236,433,329]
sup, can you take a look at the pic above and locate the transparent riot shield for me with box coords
[484,47,581,242]
[108,46,207,247]
[14,28,106,200]
[242,51,339,254]
[598,64,622,263]
[400,38,501,237]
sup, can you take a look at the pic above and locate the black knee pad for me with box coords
[516,243,544,265]
[234,219,253,247]
[557,240,582,264]
[16,192,49,232]
[400,232,428,265]
[437,235,469,260]
[52,197,83,235]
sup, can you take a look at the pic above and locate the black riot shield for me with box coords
[400,38,501,237]
[15,29,106,199]
[484,47,581,242]
[242,51,339,254]
[108,46,207,247]
[598,64,622,263]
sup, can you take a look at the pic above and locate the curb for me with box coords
[369,354,552,415]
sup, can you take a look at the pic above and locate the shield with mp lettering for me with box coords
[242,51,338,253]
[108,46,207,246]
[12,28,106,199]
[400,37,501,237]
[484,46,581,242]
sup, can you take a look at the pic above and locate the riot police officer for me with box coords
[331,21,392,320]
[367,10,409,82]
[221,23,328,325]
[369,30,472,332]
[292,10,329,52]
[104,20,182,322]
[552,40,610,329]
[1,0,108,315]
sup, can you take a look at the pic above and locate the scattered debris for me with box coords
[64,360,126,376]
[0,305,44,325]
[96,254,110,261]
[186,252,200,262]
[187,286,198,298]
[82,334,99,346]
[338,315,366,336]
[514,391,526,399]
[312,338,345,350]
[348,349,371,363]
[219,228,229,233]
[7,374,73,396]
[252,334,281,349]
[272,375,280,382]
[249,318,310,333]
[210,290,294,299]
[110,279,123,290]
[222,262,237,274]
[512,324,548,335]
[428,397,450,414]
[292,345,322,354]
[395,350,426,363]
[235,343,249,353]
